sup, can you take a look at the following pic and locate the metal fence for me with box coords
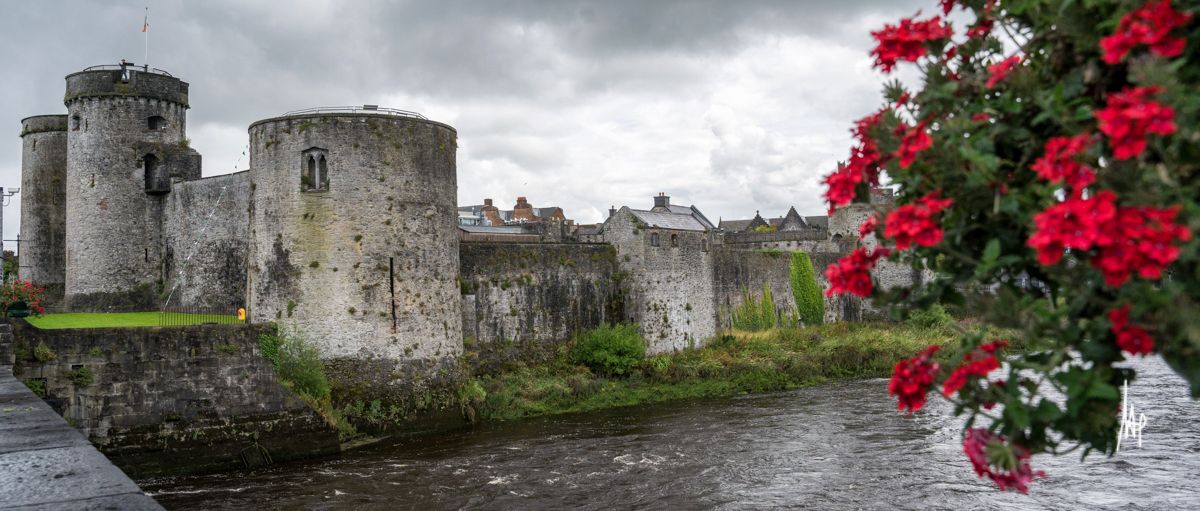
[158,306,245,327]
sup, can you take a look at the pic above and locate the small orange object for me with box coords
[237,308,246,321]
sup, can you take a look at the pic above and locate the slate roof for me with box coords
[630,209,709,231]
[719,210,829,232]
[576,224,603,236]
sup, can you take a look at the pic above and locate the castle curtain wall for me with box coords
[162,171,251,310]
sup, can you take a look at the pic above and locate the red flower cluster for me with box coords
[884,192,954,250]
[859,215,879,239]
[1030,134,1095,189]
[963,428,1046,493]
[824,247,889,297]
[1027,191,1118,265]
[0,280,48,316]
[823,164,863,212]
[889,345,941,414]
[1092,204,1192,286]
[1100,0,1192,64]
[1028,190,1189,285]
[1095,86,1177,160]
[985,56,1021,89]
[1109,304,1156,355]
[870,16,953,73]
[895,122,933,169]
[825,110,889,211]
[943,341,1005,397]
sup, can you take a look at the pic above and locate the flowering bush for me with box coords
[827,0,1199,493]
[0,280,46,317]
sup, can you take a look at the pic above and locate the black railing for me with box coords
[158,306,245,327]
[81,64,174,76]
[280,105,427,119]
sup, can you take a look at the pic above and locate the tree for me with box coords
[822,0,1198,493]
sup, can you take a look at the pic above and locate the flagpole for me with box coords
[143,7,149,67]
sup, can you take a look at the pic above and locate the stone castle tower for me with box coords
[61,65,201,310]
[246,110,463,391]
[18,115,69,302]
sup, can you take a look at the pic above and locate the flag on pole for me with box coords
[142,8,149,32]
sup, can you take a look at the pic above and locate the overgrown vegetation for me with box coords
[730,284,778,331]
[66,366,93,387]
[261,328,356,440]
[570,323,646,377]
[475,321,1019,422]
[789,252,824,326]
[32,342,55,362]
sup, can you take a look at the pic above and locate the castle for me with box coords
[19,64,910,400]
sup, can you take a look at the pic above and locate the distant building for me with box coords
[457,196,568,227]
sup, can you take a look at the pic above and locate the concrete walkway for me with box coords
[0,362,162,510]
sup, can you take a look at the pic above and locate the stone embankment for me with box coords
[0,323,162,510]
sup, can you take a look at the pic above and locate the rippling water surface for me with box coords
[141,357,1200,510]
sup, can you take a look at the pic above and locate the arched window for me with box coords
[147,116,165,131]
[301,147,329,192]
[650,232,660,247]
[670,234,678,247]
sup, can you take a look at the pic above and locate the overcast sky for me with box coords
[1,0,931,246]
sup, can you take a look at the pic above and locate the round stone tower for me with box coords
[246,108,462,401]
[18,115,68,302]
[62,65,201,310]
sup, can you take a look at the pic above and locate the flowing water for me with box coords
[141,357,1200,510]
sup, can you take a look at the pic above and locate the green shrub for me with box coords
[907,304,953,329]
[731,284,777,331]
[32,342,56,362]
[66,367,93,387]
[789,252,824,326]
[278,332,331,401]
[259,334,281,369]
[571,324,646,377]
[23,378,46,397]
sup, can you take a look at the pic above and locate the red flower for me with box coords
[823,164,863,211]
[1095,86,1176,160]
[870,16,953,73]
[971,113,991,122]
[1100,0,1192,64]
[963,428,1046,493]
[889,345,941,413]
[884,192,954,250]
[967,16,995,39]
[1109,305,1156,355]
[1026,191,1118,266]
[859,215,879,239]
[1092,205,1191,286]
[985,56,1021,89]
[895,122,933,169]
[1030,134,1095,189]
[825,247,889,297]
[826,109,890,212]
[943,346,1001,397]
[939,0,958,15]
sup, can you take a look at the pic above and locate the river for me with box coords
[140,356,1199,510]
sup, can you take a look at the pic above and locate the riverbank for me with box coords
[469,319,1018,422]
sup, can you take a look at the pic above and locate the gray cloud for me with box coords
[1,0,932,248]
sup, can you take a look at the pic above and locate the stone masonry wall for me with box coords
[459,242,624,372]
[711,248,798,328]
[163,171,250,310]
[605,208,716,353]
[18,115,68,303]
[7,321,340,478]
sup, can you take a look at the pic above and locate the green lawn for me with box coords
[25,312,241,329]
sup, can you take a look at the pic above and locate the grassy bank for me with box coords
[473,321,1017,421]
[26,312,240,329]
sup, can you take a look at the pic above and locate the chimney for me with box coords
[652,192,670,212]
[484,198,493,207]
[608,205,617,218]
[515,196,529,208]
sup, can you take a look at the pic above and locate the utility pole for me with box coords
[1,187,19,281]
